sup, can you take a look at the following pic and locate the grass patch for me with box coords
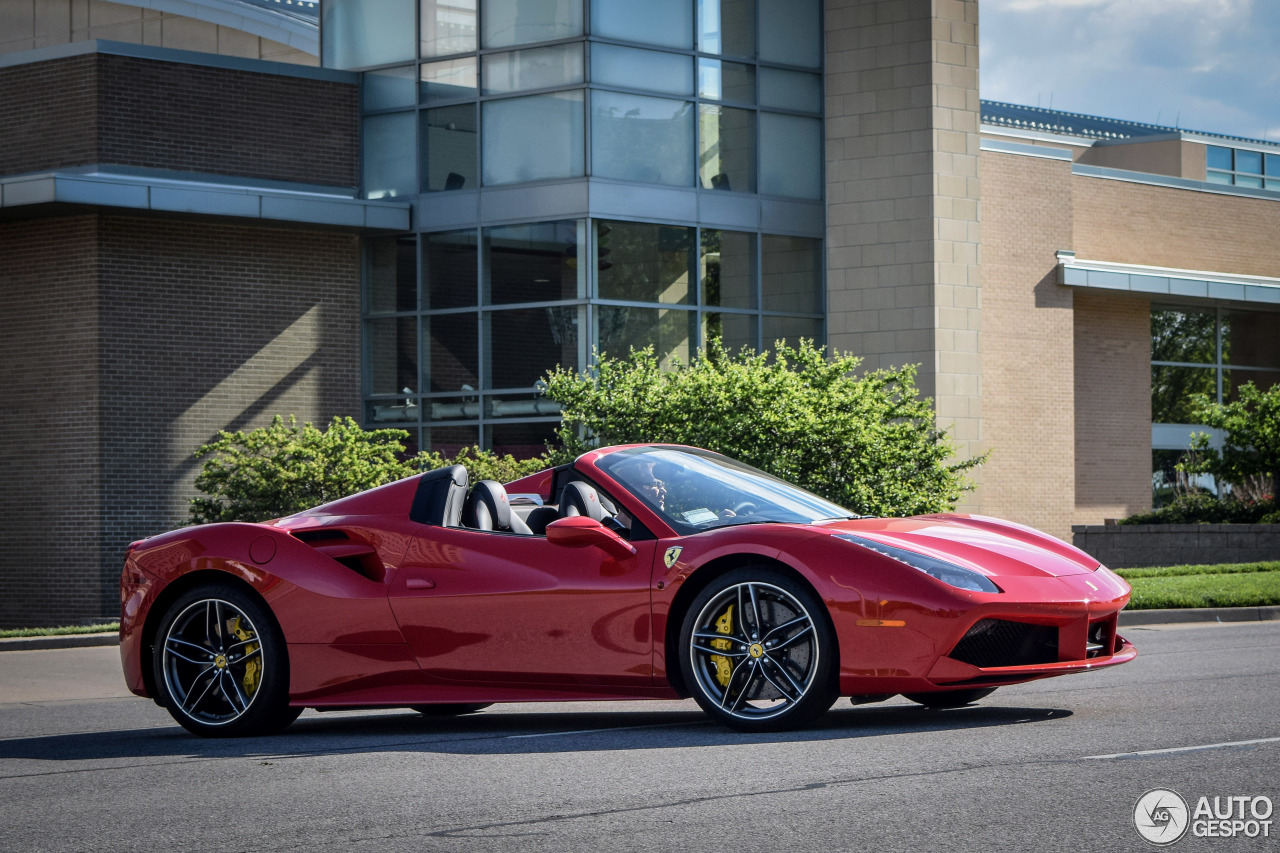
[1115,561,1280,579]
[1121,571,1280,610]
[0,622,119,639]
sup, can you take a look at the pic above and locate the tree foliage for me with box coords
[541,339,982,516]
[1181,381,1280,502]
[416,445,549,484]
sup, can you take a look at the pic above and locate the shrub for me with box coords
[1181,381,1280,502]
[417,445,550,484]
[541,339,982,516]
[1118,492,1276,525]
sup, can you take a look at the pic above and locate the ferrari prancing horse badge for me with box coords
[663,546,683,569]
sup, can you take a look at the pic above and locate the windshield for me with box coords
[596,446,855,533]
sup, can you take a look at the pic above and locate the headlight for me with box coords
[837,534,1001,593]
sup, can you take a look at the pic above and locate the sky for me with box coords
[980,0,1280,142]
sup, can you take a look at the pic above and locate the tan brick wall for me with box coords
[1073,290,1152,524]
[1076,138,1204,180]
[976,149,1076,538]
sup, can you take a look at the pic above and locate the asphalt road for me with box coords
[1,622,1277,853]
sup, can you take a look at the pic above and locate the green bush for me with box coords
[541,339,981,516]
[1118,492,1276,525]
[417,445,549,484]
[1181,381,1280,501]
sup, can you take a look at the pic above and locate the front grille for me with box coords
[949,619,1058,668]
[1087,617,1116,657]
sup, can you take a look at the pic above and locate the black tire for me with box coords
[411,704,492,716]
[903,687,997,709]
[152,581,296,737]
[678,567,838,732]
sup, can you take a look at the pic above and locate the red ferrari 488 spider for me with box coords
[120,444,1135,736]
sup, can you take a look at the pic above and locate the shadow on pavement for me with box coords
[0,703,1072,765]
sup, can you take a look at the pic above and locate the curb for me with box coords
[0,632,119,652]
[1120,605,1280,626]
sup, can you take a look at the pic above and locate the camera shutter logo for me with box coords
[1135,788,1190,845]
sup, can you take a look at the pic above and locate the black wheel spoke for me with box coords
[727,665,761,714]
[762,655,806,702]
[769,624,813,650]
[181,668,218,713]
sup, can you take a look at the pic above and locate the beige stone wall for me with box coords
[0,0,316,64]
[1073,290,1152,524]
[975,149,1076,538]
[1076,138,1204,180]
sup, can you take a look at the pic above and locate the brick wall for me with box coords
[977,150,1076,539]
[0,52,357,186]
[0,214,361,628]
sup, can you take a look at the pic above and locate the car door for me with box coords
[389,525,657,688]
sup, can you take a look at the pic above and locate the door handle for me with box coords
[406,578,436,590]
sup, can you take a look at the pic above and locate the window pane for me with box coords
[1222,309,1280,369]
[759,112,822,199]
[485,221,584,304]
[1266,153,1280,176]
[758,67,821,113]
[590,44,694,96]
[591,0,692,49]
[323,0,415,69]
[483,43,583,94]
[697,0,754,58]
[1152,449,1217,507]
[597,305,696,369]
[762,315,822,351]
[482,91,585,184]
[1235,175,1263,189]
[702,311,756,352]
[422,105,477,192]
[1236,150,1263,174]
[1151,308,1216,364]
[761,234,822,313]
[363,112,416,199]
[421,58,477,102]
[1151,365,1217,423]
[368,397,419,424]
[481,0,583,48]
[1205,170,1233,185]
[367,317,418,394]
[1224,369,1280,403]
[1205,146,1233,171]
[701,229,756,309]
[423,425,479,455]
[698,59,754,103]
[591,91,695,186]
[597,221,695,304]
[427,395,482,421]
[424,314,479,392]
[363,66,417,111]
[698,104,755,192]
[367,235,418,313]
[423,229,478,309]
[758,0,820,68]
[486,421,559,458]
[487,392,563,419]
[421,0,477,57]
[487,306,583,388]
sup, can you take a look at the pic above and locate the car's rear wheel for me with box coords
[153,582,297,737]
[679,568,838,732]
[411,704,492,716]
[903,687,996,709]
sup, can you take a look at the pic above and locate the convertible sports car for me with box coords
[120,444,1136,737]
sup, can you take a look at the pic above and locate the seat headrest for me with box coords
[463,480,512,530]
[560,481,606,521]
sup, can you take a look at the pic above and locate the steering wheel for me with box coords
[729,501,758,516]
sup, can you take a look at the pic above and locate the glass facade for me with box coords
[337,0,826,454]
[1205,145,1280,190]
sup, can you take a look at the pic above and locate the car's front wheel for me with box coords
[153,582,298,737]
[678,568,838,732]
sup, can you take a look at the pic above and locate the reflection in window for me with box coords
[597,221,694,304]
[482,91,585,185]
[762,235,822,313]
[591,44,694,96]
[591,92,694,186]
[423,425,479,456]
[482,43,584,94]
[698,105,754,192]
[420,58,477,102]
[1152,308,1215,364]
[366,235,418,314]
[486,420,560,458]
[1222,309,1280,369]
[758,67,821,114]
[424,313,479,392]
[481,0,583,48]
[698,59,755,103]
[757,0,821,68]
[422,230,477,309]
[591,0,692,49]
[422,105,477,192]
[367,316,419,394]
[323,0,416,69]
[363,66,417,111]
[763,315,823,351]
[759,113,822,199]
[701,229,756,309]
[1151,365,1217,423]
[421,0,477,58]
[697,0,755,58]
[703,311,756,352]
[597,305,696,369]
[485,221,584,304]
[363,112,417,199]
[1205,144,1276,187]
[487,307,583,388]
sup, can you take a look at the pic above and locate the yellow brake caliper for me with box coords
[229,617,261,696]
[710,605,734,687]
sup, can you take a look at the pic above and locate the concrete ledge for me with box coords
[0,632,118,652]
[1120,606,1280,627]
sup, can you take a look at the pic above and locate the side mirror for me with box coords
[545,516,637,560]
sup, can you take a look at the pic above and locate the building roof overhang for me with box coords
[1057,252,1280,307]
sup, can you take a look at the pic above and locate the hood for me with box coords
[817,513,1100,578]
